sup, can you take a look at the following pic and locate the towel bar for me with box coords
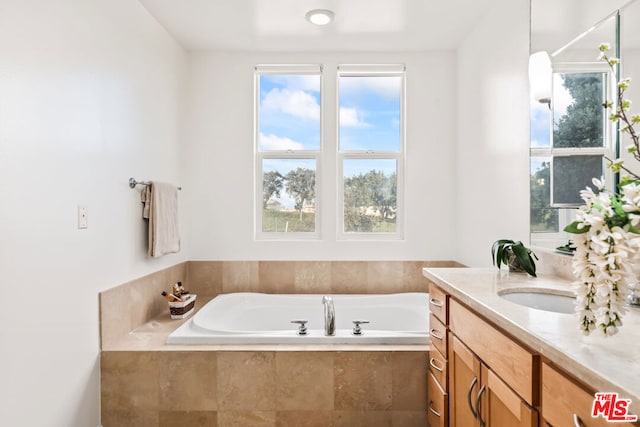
[129,177,182,190]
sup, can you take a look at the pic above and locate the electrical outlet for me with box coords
[78,206,88,229]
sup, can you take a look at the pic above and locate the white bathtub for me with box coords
[167,292,430,345]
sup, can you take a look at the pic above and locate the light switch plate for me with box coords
[78,206,88,229]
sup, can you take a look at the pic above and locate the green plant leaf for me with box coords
[511,242,537,277]
[491,239,514,268]
[496,245,506,268]
[611,196,628,218]
[564,221,590,234]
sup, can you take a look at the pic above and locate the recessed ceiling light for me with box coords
[305,9,334,26]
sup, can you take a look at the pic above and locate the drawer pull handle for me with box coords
[429,357,444,372]
[573,414,585,427]
[429,298,444,308]
[467,376,478,419]
[428,402,441,418]
[429,329,444,341]
[476,384,487,427]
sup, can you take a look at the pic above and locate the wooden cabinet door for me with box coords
[542,362,637,427]
[479,365,538,427]
[449,334,481,427]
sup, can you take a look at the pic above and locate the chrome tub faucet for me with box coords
[322,296,335,336]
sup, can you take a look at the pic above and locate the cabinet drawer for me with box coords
[449,299,538,406]
[542,363,637,427]
[428,347,448,391]
[428,371,448,427]
[429,312,447,357]
[429,284,448,324]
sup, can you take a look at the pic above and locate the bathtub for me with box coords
[167,292,430,345]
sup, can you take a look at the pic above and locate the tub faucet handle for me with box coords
[291,319,309,336]
[352,320,370,336]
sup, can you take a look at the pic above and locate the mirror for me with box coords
[529,0,640,252]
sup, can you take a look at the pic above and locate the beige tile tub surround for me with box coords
[99,260,462,349]
[99,260,460,426]
[99,262,187,349]
[187,260,463,296]
[101,350,428,427]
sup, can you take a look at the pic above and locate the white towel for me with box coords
[141,182,180,257]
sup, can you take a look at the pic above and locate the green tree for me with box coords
[344,173,373,232]
[344,169,397,232]
[530,161,558,232]
[285,168,315,220]
[554,73,604,148]
[263,171,284,209]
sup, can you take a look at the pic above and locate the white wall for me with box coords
[183,51,458,260]
[0,1,187,425]
[0,0,532,423]
[454,0,531,267]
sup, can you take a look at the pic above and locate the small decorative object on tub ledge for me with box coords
[161,282,196,319]
[491,239,538,277]
[167,294,197,319]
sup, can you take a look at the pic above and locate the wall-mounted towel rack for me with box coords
[129,177,182,191]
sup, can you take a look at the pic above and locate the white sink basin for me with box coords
[498,289,576,314]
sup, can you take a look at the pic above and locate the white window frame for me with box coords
[530,62,616,247]
[254,64,323,240]
[336,65,405,240]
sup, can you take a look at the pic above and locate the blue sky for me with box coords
[259,75,321,151]
[338,75,401,152]
[530,100,551,149]
[259,73,400,179]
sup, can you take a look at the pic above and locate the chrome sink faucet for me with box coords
[322,296,335,336]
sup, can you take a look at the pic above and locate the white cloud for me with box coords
[284,75,320,92]
[340,76,402,100]
[340,107,370,128]
[259,133,304,151]
[262,88,319,121]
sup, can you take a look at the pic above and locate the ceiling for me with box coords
[531,0,636,51]
[137,0,494,52]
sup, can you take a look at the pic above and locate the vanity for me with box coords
[423,267,640,427]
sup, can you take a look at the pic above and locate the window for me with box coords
[338,65,405,239]
[255,65,321,238]
[255,64,405,240]
[530,64,615,244]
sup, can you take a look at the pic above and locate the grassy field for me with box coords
[263,210,396,233]
[263,210,315,232]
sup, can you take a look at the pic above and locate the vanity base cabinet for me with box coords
[448,335,538,427]
[542,362,638,427]
[447,296,539,427]
[427,283,450,426]
[449,334,482,427]
[481,364,538,427]
[449,299,538,405]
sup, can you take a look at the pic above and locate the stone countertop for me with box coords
[422,267,640,409]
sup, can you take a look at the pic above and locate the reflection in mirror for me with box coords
[529,3,625,251]
[619,0,640,177]
[550,69,608,207]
